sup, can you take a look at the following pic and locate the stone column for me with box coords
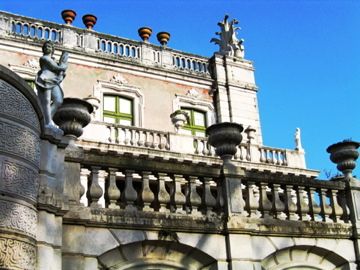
[0,68,42,269]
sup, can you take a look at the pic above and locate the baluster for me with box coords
[98,170,107,208]
[277,151,283,165]
[108,125,115,143]
[122,170,137,211]
[130,129,136,145]
[151,133,158,148]
[239,145,244,160]
[188,176,202,216]
[124,128,130,145]
[285,185,299,220]
[246,145,251,161]
[202,177,216,216]
[145,131,151,147]
[319,188,332,222]
[246,181,259,217]
[88,166,103,208]
[107,168,120,209]
[202,140,209,156]
[173,175,186,214]
[308,187,321,221]
[80,168,90,206]
[159,134,166,149]
[141,171,154,212]
[330,189,344,223]
[259,149,265,162]
[138,130,145,146]
[194,138,200,154]
[337,190,349,222]
[272,184,286,220]
[259,182,272,218]
[117,127,124,144]
[156,173,170,212]
[165,134,170,150]
[297,186,310,221]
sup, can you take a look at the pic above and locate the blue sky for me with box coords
[1,0,359,178]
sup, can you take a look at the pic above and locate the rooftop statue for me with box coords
[35,41,68,128]
[211,15,245,58]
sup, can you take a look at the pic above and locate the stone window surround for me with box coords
[93,80,144,127]
[173,94,215,131]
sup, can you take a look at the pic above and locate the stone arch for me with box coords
[98,240,218,270]
[261,245,350,270]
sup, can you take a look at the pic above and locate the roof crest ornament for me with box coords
[211,15,245,58]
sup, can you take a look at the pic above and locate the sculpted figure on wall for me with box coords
[211,15,245,58]
[35,41,68,128]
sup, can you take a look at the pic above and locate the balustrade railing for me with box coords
[259,146,287,165]
[241,177,347,223]
[107,123,170,151]
[76,156,347,225]
[1,11,211,76]
[9,16,62,43]
[79,166,219,216]
[172,53,209,74]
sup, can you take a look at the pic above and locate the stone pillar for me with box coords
[209,53,263,144]
[141,43,156,66]
[62,27,78,48]
[0,66,42,269]
[160,48,173,68]
[0,14,10,36]
[82,32,98,52]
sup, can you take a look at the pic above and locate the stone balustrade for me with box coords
[82,121,307,169]
[79,167,219,215]
[240,175,347,223]
[66,147,349,230]
[0,11,210,76]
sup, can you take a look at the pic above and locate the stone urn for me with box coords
[157,31,170,46]
[53,98,93,145]
[61,9,77,25]
[327,140,360,179]
[82,14,97,30]
[138,27,152,42]
[170,110,189,132]
[206,122,243,162]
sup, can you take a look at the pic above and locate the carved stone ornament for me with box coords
[110,73,128,85]
[0,79,40,132]
[186,88,200,98]
[0,237,36,269]
[24,58,39,69]
[0,200,37,237]
[210,15,245,58]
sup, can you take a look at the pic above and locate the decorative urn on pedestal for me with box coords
[82,14,97,30]
[61,10,77,25]
[53,98,93,146]
[327,140,360,179]
[138,27,152,42]
[206,122,243,163]
[157,32,170,46]
[170,110,189,132]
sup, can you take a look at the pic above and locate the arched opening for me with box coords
[261,245,350,270]
[98,240,218,270]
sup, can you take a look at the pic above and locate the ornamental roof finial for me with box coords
[210,15,245,58]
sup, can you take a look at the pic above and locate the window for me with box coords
[103,95,133,126]
[181,108,207,136]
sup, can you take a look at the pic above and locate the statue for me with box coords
[295,128,304,151]
[211,15,245,58]
[35,41,68,128]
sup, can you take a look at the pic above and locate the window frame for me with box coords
[103,94,134,125]
[181,107,207,136]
